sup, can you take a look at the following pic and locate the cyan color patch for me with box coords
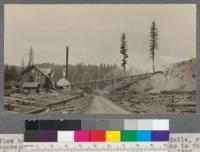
[137,131,152,141]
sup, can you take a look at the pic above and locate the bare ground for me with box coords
[85,96,130,114]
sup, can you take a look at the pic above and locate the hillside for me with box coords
[129,58,196,93]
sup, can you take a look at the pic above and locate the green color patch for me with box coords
[121,130,137,141]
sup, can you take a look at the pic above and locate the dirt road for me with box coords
[86,96,130,114]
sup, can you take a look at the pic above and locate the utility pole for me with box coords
[66,46,69,79]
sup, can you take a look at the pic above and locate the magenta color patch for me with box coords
[74,131,89,142]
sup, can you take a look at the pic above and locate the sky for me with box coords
[4,4,196,72]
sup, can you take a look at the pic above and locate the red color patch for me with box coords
[90,131,106,142]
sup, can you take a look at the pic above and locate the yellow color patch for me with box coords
[106,131,121,142]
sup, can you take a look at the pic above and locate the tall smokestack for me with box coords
[65,46,69,79]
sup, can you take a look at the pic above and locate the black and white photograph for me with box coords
[4,4,196,114]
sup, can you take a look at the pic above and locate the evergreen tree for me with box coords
[4,65,9,82]
[120,33,128,72]
[149,21,159,73]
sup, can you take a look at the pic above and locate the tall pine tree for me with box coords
[120,33,128,72]
[149,21,159,73]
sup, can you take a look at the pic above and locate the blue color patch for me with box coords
[137,131,152,141]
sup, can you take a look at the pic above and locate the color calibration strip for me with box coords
[24,119,169,142]
[25,130,169,142]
